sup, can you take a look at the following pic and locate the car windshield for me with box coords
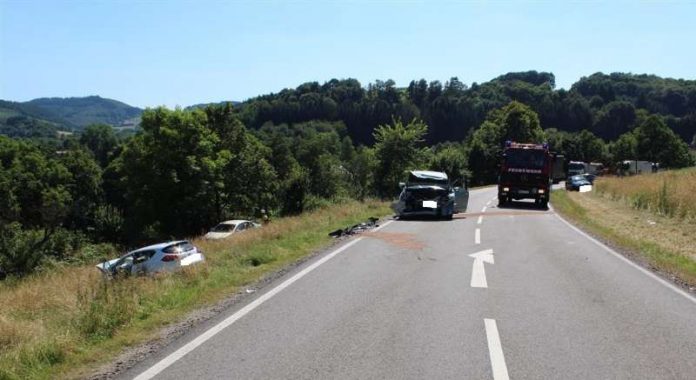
[568,163,584,171]
[212,223,235,232]
[407,173,448,187]
[504,149,546,169]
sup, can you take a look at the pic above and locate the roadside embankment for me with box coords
[0,200,391,380]
[551,169,696,290]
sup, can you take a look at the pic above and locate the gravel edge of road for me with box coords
[87,216,395,380]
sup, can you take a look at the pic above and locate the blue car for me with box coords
[565,175,591,191]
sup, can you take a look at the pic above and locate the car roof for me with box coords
[130,240,189,253]
[410,170,448,181]
[218,219,249,225]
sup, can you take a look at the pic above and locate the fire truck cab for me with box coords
[498,141,553,208]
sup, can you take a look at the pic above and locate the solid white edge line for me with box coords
[475,228,481,245]
[134,220,395,380]
[477,215,483,225]
[549,203,696,305]
[484,318,510,380]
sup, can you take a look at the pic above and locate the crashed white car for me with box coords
[96,240,205,276]
[392,170,469,220]
[204,219,260,240]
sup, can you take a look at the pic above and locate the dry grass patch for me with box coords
[594,168,696,219]
[0,200,390,380]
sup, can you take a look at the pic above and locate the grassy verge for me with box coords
[0,200,391,379]
[593,168,696,219]
[551,189,696,288]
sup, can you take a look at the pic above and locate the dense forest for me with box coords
[1,71,695,278]
[235,72,696,145]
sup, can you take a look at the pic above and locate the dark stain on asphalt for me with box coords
[363,231,425,251]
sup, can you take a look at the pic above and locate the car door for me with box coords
[453,179,469,213]
[134,250,157,274]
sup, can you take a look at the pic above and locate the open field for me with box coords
[0,200,391,379]
[593,168,696,219]
[552,176,696,289]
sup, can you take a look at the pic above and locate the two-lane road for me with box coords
[121,187,696,380]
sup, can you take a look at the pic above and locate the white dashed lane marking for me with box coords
[485,318,510,380]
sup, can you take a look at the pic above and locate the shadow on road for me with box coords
[495,199,549,211]
[394,215,456,222]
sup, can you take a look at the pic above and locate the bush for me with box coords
[0,224,108,277]
[0,223,45,277]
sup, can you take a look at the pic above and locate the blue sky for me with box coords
[1,0,695,108]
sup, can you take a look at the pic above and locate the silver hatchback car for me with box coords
[96,240,205,276]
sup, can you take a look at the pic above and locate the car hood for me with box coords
[404,185,449,191]
[204,231,233,240]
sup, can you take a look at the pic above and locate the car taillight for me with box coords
[162,254,179,262]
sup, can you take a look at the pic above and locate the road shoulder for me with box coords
[551,189,696,296]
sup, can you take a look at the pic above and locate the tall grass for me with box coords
[0,200,390,379]
[594,168,696,219]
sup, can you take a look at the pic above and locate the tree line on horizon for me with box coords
[1,71,695,278]
[234,71,696,146]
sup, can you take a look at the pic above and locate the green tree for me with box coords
[610,132,638,162]
[373,118,428,197]
[114,107,228,239]
[467,102,545,183]
[80,124,119,167]
[634,115,693,168]
[429,145,469,181]
[60,148,103,231]
[574,130,607,162]
[347,146,376,200]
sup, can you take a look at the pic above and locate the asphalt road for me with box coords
[121,187,696,380]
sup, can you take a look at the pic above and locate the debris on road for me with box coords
[329,217,379,237]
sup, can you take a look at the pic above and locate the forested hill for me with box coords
[236,72,696,145]
[0,96,142,132]
[24,96,142,128]
[2,72,695,145]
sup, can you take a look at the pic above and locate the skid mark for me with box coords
[363,231,425,250]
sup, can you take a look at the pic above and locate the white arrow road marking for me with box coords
[475,228,481,244]
[484,318,510,380]
[469,249,494,288]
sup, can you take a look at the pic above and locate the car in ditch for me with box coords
[392,170,469,220]
[204,219,261,240]
[96,240,205,277]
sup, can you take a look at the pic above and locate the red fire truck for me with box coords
[498,141,553,208]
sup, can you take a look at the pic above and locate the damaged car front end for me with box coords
[392,171,469,220]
